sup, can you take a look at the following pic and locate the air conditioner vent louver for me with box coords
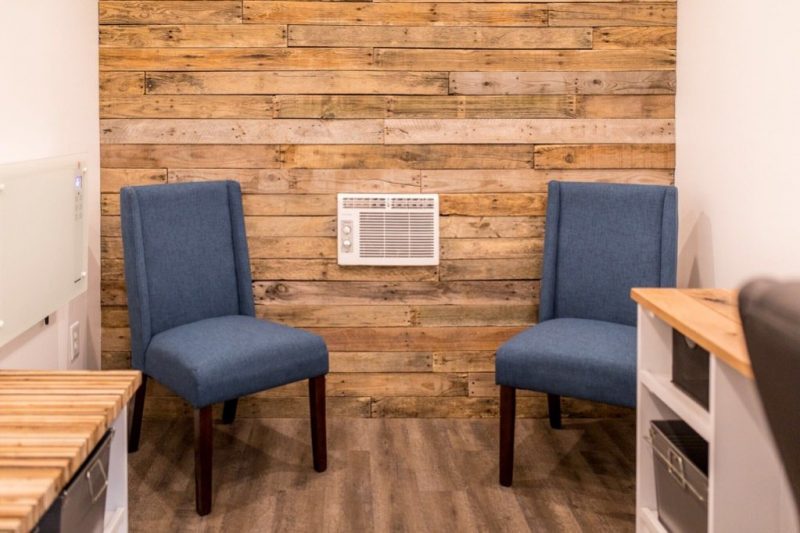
[338,193,439,266]
[342,197,387,209]
[390,197,436,210]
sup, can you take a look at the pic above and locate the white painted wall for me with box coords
[676,1,800,288]
[0,1,100,369]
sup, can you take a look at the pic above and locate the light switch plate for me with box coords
[70,321,80,362]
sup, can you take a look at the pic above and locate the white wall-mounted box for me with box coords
[337,193,439,266]
[0,155,88,348]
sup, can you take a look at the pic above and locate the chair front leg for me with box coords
[195,406,213,516]
[499,385,516,487]
[222,398,238,425]
[128,374,148,453]
[308,375,327,472]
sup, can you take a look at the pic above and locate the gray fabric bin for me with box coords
[35,429,114,533]
[672,330,710,409]
[650,420,708,533]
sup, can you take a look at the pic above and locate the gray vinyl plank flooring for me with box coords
[129,417,636,533]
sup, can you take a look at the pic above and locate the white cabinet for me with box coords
[633,289,798,533]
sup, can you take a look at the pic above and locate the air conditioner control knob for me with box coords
[343,240,352,247]
[343,226,351,234]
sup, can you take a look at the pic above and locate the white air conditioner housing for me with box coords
[337,193,439,266]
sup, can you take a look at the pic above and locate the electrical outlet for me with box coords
[70,322,80,362]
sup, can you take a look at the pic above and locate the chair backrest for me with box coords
[739,279,800,514]
[120,181,255,370]
[539,181,677,326]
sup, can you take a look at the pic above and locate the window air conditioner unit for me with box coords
[337,193,439,266]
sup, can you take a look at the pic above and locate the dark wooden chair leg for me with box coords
[308,375,327,473]
[222,398,238,425]
[195,406,213,516]
[128,375,148,453]
[547,393,562,429]
[499,385,516,487]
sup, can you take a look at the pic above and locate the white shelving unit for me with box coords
[104,406,130,533]
[634,292,799,533]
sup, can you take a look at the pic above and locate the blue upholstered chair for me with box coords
[121,181,329,515]
[496,181,677,486]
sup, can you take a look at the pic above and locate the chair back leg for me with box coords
[309,375,327,472]
[128,375,148,453]
[499,385,516,486]
[547,393,562,429]
[195,406,213,516]
[222,398,238,425]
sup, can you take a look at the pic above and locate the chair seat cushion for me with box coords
[145,315,328,407]
[495,318,636,407]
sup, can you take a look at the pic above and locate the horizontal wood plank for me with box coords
[258,304,413,327]
[282,144,533,169]
[438,256,541,284]
[100,168,166,192]
[246,217,337,237]
[440,193,546,216]
[100,47,373,71]
[100,72,144,99]
[547,3,677,27]
[101,144,281,168]
[421,168,674,193]
[534,143,675,169]
[392,95,578,119]
[384,118,674,144]
[146,71,449,96]
[413,304,536,326]
[593,26,676,49]
[99,1,243,24]
[101,96,275,119]
[253,281,539,306]
[375,49,675,71]
[439,216,544,238]
[440,238,543,259]
[243,194,335,216]
[449,70,676,95]
[575,95,674,118]
[244,2,548,26]
[310,326,526,351]
[101,119,384,144]
[276,95,387,118]
[100,24,286,48]
[248,237,337,258]
[288,25,590,49]
[169,168,421,194]
[432,352,495,373]
[329,352,432,373]
[327,372,468,397]
[251,260,439,281]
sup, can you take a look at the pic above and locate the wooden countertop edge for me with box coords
[631,288,753,379]
[0,370,142,533]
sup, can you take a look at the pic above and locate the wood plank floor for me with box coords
[129,416,636,532]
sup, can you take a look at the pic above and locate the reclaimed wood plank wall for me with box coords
[99,0,676,418]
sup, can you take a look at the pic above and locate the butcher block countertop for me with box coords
[0,370,141,533]
[631,288,752,378]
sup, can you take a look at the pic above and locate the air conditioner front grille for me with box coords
[359,212,435,258]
